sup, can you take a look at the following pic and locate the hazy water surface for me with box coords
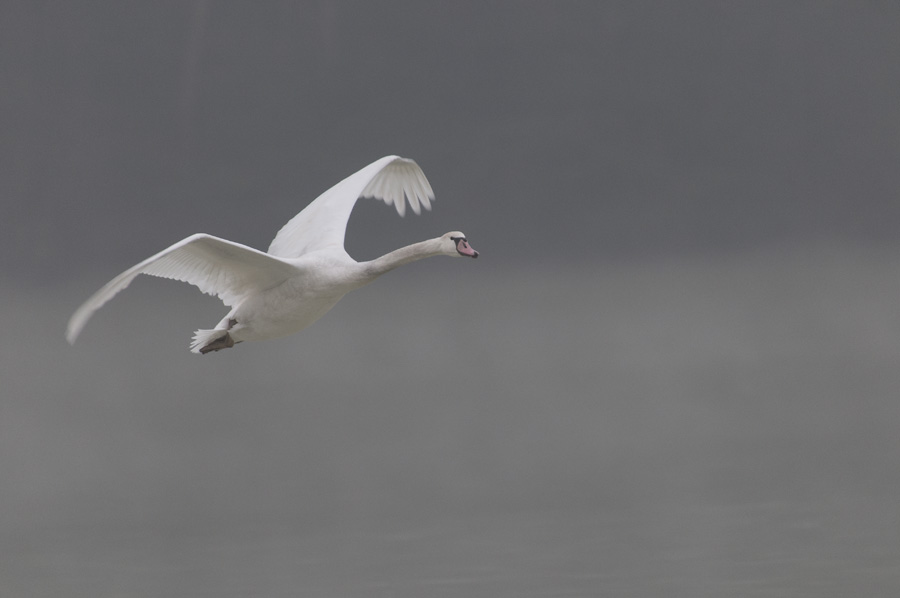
[3,246,900,596]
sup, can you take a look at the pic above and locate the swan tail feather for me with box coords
[190,328,236,354]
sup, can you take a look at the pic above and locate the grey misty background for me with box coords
[3,2,900,596]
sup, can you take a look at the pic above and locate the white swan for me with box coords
[66,155,478,354]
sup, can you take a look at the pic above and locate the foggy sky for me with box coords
[3,1,900,283]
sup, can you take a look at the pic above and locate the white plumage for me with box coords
[66,155,478,354]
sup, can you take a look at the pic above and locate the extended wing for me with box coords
[267,155,434,259]
[66,234,295,344]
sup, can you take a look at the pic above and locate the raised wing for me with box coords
[267,155,434,259]
[66,234,296,344]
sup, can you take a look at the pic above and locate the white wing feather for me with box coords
[267,155,434,258]
[66,233,295,344]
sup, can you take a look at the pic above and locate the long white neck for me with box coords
[358,237,445,282]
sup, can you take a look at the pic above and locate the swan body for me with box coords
[66,155,478,353]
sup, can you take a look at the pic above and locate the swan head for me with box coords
[442,231,478,258]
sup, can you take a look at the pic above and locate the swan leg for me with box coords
[198,332,236,354]
[196,318,243,354]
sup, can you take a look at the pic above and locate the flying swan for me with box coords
[66,155,478,354]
